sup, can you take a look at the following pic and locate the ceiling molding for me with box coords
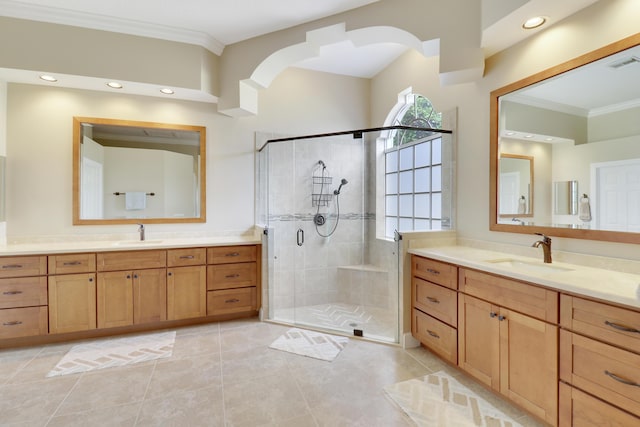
[0,0,225,55]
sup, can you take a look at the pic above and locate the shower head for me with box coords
[334,178,348,195]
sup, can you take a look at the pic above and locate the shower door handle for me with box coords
[297,228,304,246]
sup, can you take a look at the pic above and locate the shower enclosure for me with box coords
[256,126,450,343]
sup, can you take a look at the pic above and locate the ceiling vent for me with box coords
[608,56,640,69]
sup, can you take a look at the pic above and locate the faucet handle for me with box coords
[534,232,551,243]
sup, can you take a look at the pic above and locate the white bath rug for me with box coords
[46,331,176,377]
[384,371,524,427]
[269,328,348,362]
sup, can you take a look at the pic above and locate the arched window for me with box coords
[383,91,449,237]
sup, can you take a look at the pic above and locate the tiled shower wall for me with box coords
[258,133,398,313]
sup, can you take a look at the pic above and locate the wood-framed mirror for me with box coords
[490,32,640,244]
[73,117,206,225]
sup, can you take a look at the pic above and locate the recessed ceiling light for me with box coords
[160,88,174,95]
[522,16,547,30]
[524,134,534,138]
[39,74,57,82]
[505,131,515,136]
[107,82,123,89]
[545,137,554,141]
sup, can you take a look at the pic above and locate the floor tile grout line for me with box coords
[215,322,228,427]
[132,359,159,426]
[42,372,84,426]
[1,346,45,386]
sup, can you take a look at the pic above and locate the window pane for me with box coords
[415,167,430,193]
[386,195,398,216]
[415,194,430,218]
[386,173,398,194]
[432,193,442,218]
[399,146,413,170]
[399,195,413,217]
[399,217,413,232]
[385,217,398,238]
[432,138,442,164]
[414,219,430,231]
[415,142,430,168]
[431,220,442,230]
[432,165,442,191]
[399,170,413,193]
[386,151,398,173]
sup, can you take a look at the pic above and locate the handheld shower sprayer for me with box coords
[334,178,348,195]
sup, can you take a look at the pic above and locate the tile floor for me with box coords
[0,319,546,426]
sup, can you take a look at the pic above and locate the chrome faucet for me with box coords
[137,223,145,241]
[532,233,552,263]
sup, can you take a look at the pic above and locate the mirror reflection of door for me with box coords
[593,159,640,232]
[498,154,533,217]
[81,157,103,219]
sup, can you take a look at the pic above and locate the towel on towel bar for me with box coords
[578,196,591,222]
[125,192,146,210]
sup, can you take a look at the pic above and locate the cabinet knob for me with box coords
[498,315,506,321]
[168,272,173,276]
[89,277,93,282]
[126,275,131,279]
[490,312,497,318]
[134,275,138,279]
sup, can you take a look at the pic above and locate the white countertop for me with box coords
[409,246,640,310]
[0,235,262,256]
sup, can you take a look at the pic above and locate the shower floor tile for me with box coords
[272,303,398,342]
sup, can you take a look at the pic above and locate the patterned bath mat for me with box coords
[46,331,176,377]
[384,371,524,427]
[269,328,348,361]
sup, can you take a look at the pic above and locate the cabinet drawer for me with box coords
[97,250,166,271]
[207,287,257,315]
[0,277,47,309]
[207,263,257,290]
[207,245,256,265]
[0,306,48,339]
[560,330,640,417]
[48,253,96,275]
[413,277,457,327]
[561,294,640,354]
[459,268,558,323]
[412,256,457,289]
[0,256,47,278]
[167,248,206,267]
[559,382,640,427]
[412,308,457,365]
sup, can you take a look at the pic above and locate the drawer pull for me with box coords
[427,330,440,339]
[225,252,241,257]
[604,320,640,334]
[604,370,640,387]
[1,264,23,269]
[225,298,240,303]
[225,274,240,279]
[63,261,82,266]
[3,291,23,295]
[426,268,440,275]
[426,296,440,304]
[3,321,23,326]
[179,255,195,259]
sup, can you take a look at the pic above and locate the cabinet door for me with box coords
[167,265,206,320]
[49,273,96,334]
[458,294,500,391]
[133,268,167,324]
[499,308,558,425]
[97,271,134,329]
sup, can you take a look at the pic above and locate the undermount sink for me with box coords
[112,239,164,246]
[485,258,574,273]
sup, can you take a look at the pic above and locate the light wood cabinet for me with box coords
[560,294,640,425]
[412,308,457,364]
[167,265,206,320]
[458,269,558,425]
[133,268,167,324]
[48,273,96,334]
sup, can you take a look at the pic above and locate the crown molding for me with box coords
[0,0,225,55]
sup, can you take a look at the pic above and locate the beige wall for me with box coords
[4,67,369,240]
[371,0,640,259]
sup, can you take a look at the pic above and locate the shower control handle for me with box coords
[297,228,304,246]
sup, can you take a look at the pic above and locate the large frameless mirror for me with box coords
[490,33,640,243]
[73,117,206,225]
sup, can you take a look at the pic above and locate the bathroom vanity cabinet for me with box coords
[412,252,640,426]
[0,243,260,347]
